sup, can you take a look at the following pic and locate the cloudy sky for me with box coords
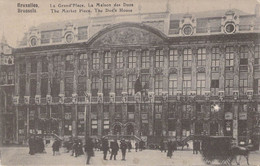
[0,0,259,47]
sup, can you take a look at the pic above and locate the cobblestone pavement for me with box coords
[0,146,260,166]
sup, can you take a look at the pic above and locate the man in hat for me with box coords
[120,139,127,161]
[102,138,109,160]
[110,139,119,160]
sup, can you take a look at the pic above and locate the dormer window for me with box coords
[224,22,236,34]
[30,37,37,46]
[65,33,74,43]
[182,25,193,36]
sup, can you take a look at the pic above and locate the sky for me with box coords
[0,0,259,47]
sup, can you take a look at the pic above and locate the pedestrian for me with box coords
[160,139,165,152]
[135,142,139,152]
[139,140,144,151]
[120,139,127,161]
[77,139,84,156]
[28,135,35,155]
[84,137,94,165]
[52,139,61,156]
[102,138,109,160]
[193,140,199,154]
[72,139,79,157]
[167,141,173,158]
[127,141,132,152]
[110,139,119,160]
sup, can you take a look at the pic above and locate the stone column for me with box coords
[219,46,225,91]
[60,54,65,137]
[205,46,212,92]
[191,47,197,92]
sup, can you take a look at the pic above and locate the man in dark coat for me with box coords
[135,142,138,152]
[160,139,165,152]
[84,137,94,165]
[110,139,119,160]
[167,141,173,158]
[52,139,60,156]
[139,140,144,151]
[127,141,132,152]
[102,138,109,160]
[28,135,35,155]
[120,139,127,161]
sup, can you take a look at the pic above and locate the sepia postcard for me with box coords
[0,0,260,165]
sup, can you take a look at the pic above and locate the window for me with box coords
[169,49,178,67]
[168,103,177,119]
[116,51,123,69]
[197,48,206,66]
[79,53,88,71]
[65,77,73,97]
[183,48,192,67]
[42,56,48,72]
[211,80,219,96]
[19,63,26,74]
[225,46,234,71]
[115,105,122,119]
[211,47,220,72]
[41,78,48,97]
[77,106,85,136]
[64,106,72,135]
[51,78,60,97]
[128,75,136,95]
[141,74,150,91]
[115,75,123,96]
[91,119,98,135]
[103,75,111,96]
[155,49,164,67]
[253,79,260,94]
[78,26,88,40]
[91,76,99,96]
[65,55,74,71]
[78,76,87,96]
[128,51,136,68]
[31,58,37,73]
[255,45,260,65]
[127,105,135,120]
[0,72,6,84]
[103,120,110,135]
[7,71,14,84]
[169,74,177,95]
[197,73,205,95]
[53,55,61,72]
[225,79,233,95]
[240,46,248,71]
[104,51,111,69]
[92,52,100,69]
[239,79,248,95]
[183,74,191,95]
[141,50,150,68]
[19,77,26,97]
[30,79,37,97]
[155,75,163,95]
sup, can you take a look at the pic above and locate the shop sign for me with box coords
[225,112,233,120]
[239,112,247,120]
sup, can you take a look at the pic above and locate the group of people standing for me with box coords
[28,135,45,155]
[159,140,177,158]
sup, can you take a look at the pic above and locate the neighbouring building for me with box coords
[4,5,260,146]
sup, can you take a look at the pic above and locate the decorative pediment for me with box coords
[91,26,164,47]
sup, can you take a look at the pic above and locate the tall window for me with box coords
[91,76,99,96]
[92,52,100,69]
[128,75,136,95]
[211,47,220,72]
[19,63,26,74]
[51,78,60,97]
[128,51,136,68]
[141,74,150,91]
[30,79,37,97]
[115,75,123,96]
[240,46,248,71]
[65,77,73,97]
[255,45,260,65]
[141,50,150,68]
[183,48,192,67]
[197,73,205,95]
[41,78,48,97]
[183,74,191,95]
[155,49,164,67]
[53,55,61,73]
[211,79,219,96]
[239,78,248,95]
[116,51,123,69]
[19,77,26,97]
[254,79,260,94]
[42,56,48,72]
[169,74,177,96]
[169,49,178,67]
[79,53,88,71]
[31,58,37,73]
[65,55,74,71]
[197,48,206,66]
[155,75,163,95]
[104,51,111,69]
[78,76,87,96]
[225,46,234,71]
[103,75,111,96]
[7,71,14,84]
[225,79,233,95]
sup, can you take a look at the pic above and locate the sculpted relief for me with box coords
[91,27,164,47]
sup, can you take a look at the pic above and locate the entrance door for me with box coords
[126,124,134,135]
[210,122,219,136]
[113,124,121,135]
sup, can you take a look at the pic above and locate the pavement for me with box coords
[0,146,260,166]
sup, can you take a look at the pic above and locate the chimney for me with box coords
[255,4,260,17]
